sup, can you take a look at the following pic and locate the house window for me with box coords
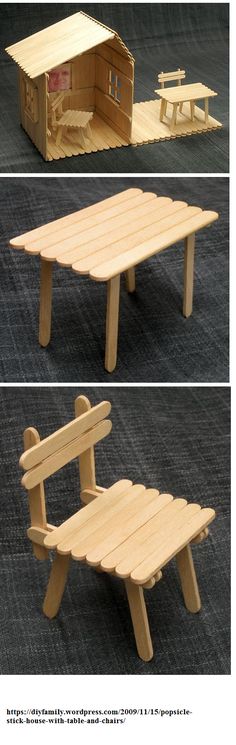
[108,69,121,103]
[24,78,38,123]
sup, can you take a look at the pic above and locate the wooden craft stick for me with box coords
[43,553,70,618]
[183,233,195,318]
[105,275,120,372]
[176,544,201,613]
[125,580,153,661]
[75,395,96,496]
[23,427,48,560]
[125,267,135,293]
[39,258,53,346]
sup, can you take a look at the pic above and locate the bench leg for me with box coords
[170,102,178,131]
[125,267,135,293]
[176,544,201,613]
[205,97,209,124]
[43,553,70,619]
[105,275,120,373]
[39,258,53,347]
[183,233,195,318]
[125,580,153,661]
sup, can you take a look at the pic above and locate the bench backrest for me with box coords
[158,69,186,88]
[20,400,112,490]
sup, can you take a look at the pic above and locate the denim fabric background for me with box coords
[0,176,229,382]
[0,386,230,675]
[0,3,229,173]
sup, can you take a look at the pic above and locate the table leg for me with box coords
[125,580,153,661]
[179,102,183,114]
[160,98,165,122]
[205,97,209,124]
[105,275,120,373]
[39,258,53,347]
[183,233,195,318]
[170,102,178,131]
[56,125,63,146]
[125,267,135,293]
[190,100,195,121]
[176,544,201,613]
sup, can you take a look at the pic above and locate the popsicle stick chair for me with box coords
[48,92,93,146]
[157,68,186,120]
[20,395,216,662]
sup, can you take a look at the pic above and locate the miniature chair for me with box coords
[20,395,216,662]
[48,92,93,147]
[156,68,186,123]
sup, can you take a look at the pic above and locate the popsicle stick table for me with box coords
[10,188,219,372]
[155,83,218,132]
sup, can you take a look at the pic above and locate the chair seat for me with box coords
[44,479,215,585]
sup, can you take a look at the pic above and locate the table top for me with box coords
[155,82,217,103]
[57,110,93,128]
[44,479,215,584]
[10,188,218,282]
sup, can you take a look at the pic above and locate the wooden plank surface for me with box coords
[91,209,219,281]
[156,83,217,102]
[131,507,216,584]
[44,479,132,548]
[10,188,142,248]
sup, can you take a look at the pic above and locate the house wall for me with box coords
[94,41,134,141]
[19,70,47,159]
[62,53,96,111]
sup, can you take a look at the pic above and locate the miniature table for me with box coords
[56,110,93,146]
[21,394,216,662]
[155,83,217,131]
[10,187,218,373]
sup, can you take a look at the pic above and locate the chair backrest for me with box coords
[158,69,186,88]
[20,400,112,491]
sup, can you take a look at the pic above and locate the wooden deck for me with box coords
[46,99,222,160]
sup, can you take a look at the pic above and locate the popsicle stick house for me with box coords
[5,11,222,162]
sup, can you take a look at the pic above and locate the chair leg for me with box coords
[39,258,53,347]
[176,544,201,613]
[105,275,120,373]
[125,267,135,293]
[43,553,70,619]
[183,233,195,318]
[125,580,153,661]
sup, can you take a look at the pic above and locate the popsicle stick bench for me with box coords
[10,188,219,373]
[20,394,216,662]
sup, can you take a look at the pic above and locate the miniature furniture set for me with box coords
[5,12,222,161]
[155,69,217,132]
[20,394,216,662]
[10,187,219,372]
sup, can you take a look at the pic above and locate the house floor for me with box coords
[46,99,222,161]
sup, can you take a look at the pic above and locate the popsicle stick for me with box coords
[125,267,135,293]
[39,258,53,347]
[23,427,47,560]
[43,553,70,618]
[105,275,120,373]
[176,544,201,613]
[183,233,195,318]
[125,580,153,661]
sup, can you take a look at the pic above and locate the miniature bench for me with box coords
[20,394,216,662]
[155,70,217,131]
[9,188,219,373]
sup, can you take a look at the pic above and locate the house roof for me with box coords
[5,11,134,79]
